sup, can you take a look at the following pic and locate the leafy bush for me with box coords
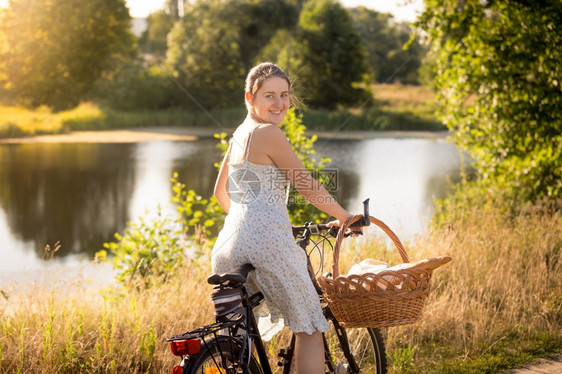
[416,0,562,205]
[170,174,225,256]
[100,209,187,289]
[282,108,332,223]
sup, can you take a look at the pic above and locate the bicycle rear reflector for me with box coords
[170,339,201,356]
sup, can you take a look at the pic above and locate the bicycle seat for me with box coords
[207,263,255,287]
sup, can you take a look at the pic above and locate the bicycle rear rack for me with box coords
[167,320,239,342]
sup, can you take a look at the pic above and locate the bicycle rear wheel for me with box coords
[185,336,263,374]
[323,323,387,374]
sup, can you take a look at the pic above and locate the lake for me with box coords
[0,132,466,282]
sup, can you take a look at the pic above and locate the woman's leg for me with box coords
[294,330,324,374]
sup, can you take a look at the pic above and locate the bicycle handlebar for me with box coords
[291,198,371,238]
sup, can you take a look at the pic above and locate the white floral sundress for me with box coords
[211,120,330,338]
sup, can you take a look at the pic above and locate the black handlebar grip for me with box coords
[362,198,370,226]
[348,198,371,229]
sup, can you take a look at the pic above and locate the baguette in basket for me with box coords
[347,257,452,291]
[318,214,452,328]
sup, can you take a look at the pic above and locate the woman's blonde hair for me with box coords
[245,62,291,96]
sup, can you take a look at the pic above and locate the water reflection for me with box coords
[0,135,465,273]
[317,137,464,239]
[0,143,136,259]
[127,141,219,221]
[0,141,220,272]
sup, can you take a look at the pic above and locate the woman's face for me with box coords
[248,76,290,125]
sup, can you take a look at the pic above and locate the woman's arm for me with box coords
[257,125,351,223]
[213,147,231,213]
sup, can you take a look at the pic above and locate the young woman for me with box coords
[211,62,357,374]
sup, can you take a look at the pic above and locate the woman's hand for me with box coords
[325,218,345,228]
[326,215,363,237]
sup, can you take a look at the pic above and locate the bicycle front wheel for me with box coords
[323,323,387,374]
[185,336,264,374]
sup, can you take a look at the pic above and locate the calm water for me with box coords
[0,134,465,279]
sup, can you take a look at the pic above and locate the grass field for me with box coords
[297,83,444,132]
[0,203,560,373]
[0,103,248,139]
[374,83,438,123]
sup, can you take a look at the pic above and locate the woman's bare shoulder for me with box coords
[255,123,285,139]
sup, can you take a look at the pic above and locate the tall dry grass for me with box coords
[382,204,562,372]
[0,261,215,373]
[0,204,560,373]
[306,203,561,372]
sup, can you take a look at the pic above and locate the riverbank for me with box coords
[0,127,208,144]
[0,125,449,144]
[0,84,446,139]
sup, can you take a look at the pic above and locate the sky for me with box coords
[0,1,424,23]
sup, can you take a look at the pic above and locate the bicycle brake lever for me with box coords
[344,230,363,238]
[328,226,339,238]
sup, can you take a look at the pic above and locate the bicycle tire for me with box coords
[324,324,387,374]
[185,336,264,374]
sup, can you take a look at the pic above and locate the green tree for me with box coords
[138,10,176,57]
[167,0,181,20]
[348,7,394,83]
[92,60,174,110]
[290,0,368,108]
[166,0,298,109]
[387,22,425,85]
[0,0,135,109]
[416,0,562,204]
[349,6,425,84]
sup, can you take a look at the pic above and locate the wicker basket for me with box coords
[318,214,446,328]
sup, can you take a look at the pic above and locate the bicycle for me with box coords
[167,199,387,374]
